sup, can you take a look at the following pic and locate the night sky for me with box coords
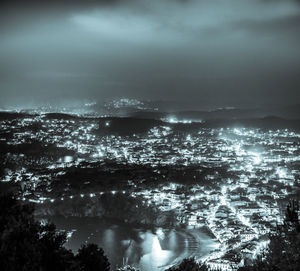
[1,0,300,108]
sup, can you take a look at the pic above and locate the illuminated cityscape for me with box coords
[1,106,299,270]
[1,0,300,269]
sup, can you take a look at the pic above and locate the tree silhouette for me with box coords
[0,194,42,270]
[76,244,110,271]
[38,223,75,271]
[238,201,300,271]
[285,199,299,224]
[0,193,110,271]
[165,258,208,271]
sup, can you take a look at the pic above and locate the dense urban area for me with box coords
[0,103,300,270]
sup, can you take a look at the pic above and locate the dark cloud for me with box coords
[0,0,300,108]
[234,13,300,37]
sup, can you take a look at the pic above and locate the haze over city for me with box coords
[1,0,300,108]
[0,1,300,271]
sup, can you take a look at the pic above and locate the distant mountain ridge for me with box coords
[1,100,299,120]
[1,111,300,133]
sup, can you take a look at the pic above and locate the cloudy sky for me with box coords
[1,0,300,108]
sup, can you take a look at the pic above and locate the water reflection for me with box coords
[168,230,177,250]
[140,235,173,271]
[103,229,115,254]
[52,217,216,271]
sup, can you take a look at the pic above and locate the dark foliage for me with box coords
[238,200,300,271]
[165,258,208,271]
[0,194,110,271]
[76,244,110,271]
[286,200,299,223]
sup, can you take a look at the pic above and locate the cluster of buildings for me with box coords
[1,115,300,270]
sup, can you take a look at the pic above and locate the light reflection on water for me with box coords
[140,236,173,271]
[52,217,216,271]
